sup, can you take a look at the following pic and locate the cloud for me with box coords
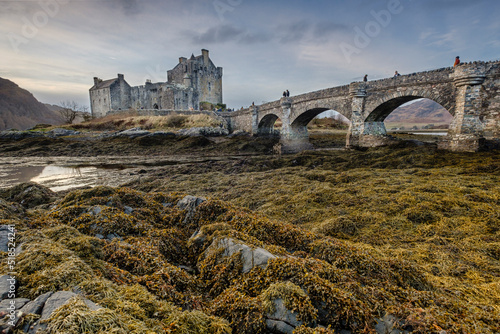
[113,0,142,15]
[276,20,349,44]
[190,24,270,44]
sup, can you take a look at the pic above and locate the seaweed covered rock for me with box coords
[260,282,317,333]
[0,182,56,209]
[28,291,101,333]
[203,237,277,274]
[177,195,206,224]
[3,184,499,334]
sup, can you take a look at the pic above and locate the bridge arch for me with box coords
[365,89,455,122]
[258,113,280,136]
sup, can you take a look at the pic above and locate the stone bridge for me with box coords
[219,61,500,152]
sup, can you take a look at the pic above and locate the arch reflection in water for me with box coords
[30,166,99,191]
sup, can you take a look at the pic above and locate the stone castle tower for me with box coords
[89,49,223,118]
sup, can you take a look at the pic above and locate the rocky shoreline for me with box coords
[0,179,499,333]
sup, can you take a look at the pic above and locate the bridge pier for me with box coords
[347,83,396,148]
[439,63,487,152]
[279,97,314,153]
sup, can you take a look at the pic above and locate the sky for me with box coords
[1,0,499,110]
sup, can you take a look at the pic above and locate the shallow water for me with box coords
[0,157,141,191]
[0,155,257,192]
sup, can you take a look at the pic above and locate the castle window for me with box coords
[208,82,211,92]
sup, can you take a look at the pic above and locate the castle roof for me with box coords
[91,78,117,90]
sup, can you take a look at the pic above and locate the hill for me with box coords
[385,98,453,126]
[0,77,64,130]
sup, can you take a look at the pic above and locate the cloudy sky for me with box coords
[1,0,499,109]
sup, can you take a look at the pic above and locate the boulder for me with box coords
[375,314,410,334]
[0,225,12,252]
[265,299,301,334]
[0,131,44,141]
[0,183,56,209]
[177,195,206,224]
[123,206,133,214]
[0,276,15,301]
[0,298,30,314]
[48,128,79,137]
[115,128,150,138]
[207,238,276,273]
[18,292,53,316]
[28,291,101,334]
[178,127,229,137]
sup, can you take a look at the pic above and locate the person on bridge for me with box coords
[286,90,290,97]
[363,74,368,82]
[394,71,401,77]
[454,56,460,67]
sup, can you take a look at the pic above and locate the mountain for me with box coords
[0,77,64,130]
[385,98,453,125]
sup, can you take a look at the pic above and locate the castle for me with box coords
[89,49,223,118]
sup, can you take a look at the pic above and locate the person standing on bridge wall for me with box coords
[286,90,290,97]
[363,74,368,82]
[394,71,401,77]
[454,56,460,67]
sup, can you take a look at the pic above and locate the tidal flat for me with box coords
[0,133,499,333]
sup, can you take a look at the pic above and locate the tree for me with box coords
[59,101,89,124]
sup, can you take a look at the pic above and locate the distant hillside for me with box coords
[385,98,453,125]
[0,77,64,130]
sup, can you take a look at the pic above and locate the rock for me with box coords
[40,291,101,321]
[177,195,206,224]
[116,128,150,138]
[178,127,229,137]
[48,128,79,137]
[0,298,30,314]
[0,183,56,209]
[0,276,15,301]
[106,233,122,241]
[18,292,53,316]
[0,225,12,252]
[227,130,250,138]
[207,238,276,273]
[266,318,295,334]
[0,131,44,141]
[265,299,301,334]
[123,206,133,214]
[89,206,102,216]
[147,131,177,138]
[29,291,101,334]
[375,314,409,334]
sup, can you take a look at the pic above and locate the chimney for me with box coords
[118,74,124,81]
[179,57,187,63]
[202,49,209,65]
[93,77,99,85]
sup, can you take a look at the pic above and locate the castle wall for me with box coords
[90,88,111,118]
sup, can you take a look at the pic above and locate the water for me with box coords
[410,132,447,136]
[0,155,255,192]
[0,157,137,192]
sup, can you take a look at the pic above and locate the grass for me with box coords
[40,112,222,132]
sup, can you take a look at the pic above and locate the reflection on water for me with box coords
[0,164,115,192]
[30,166,97,191]
[410,132,448,136]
